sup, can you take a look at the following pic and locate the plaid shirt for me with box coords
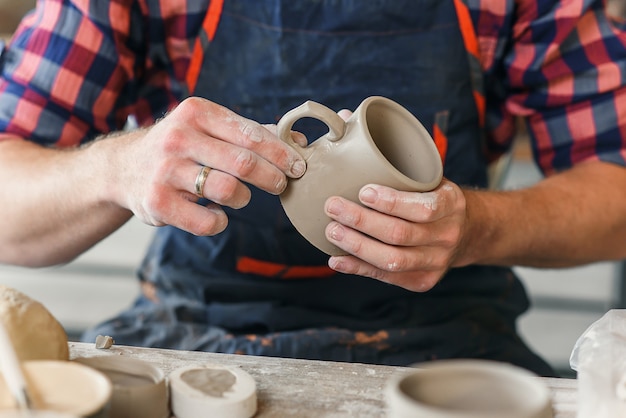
[0,0,625,174]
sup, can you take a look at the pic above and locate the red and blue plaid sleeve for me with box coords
[478,0,626,175]
[0,0,200,147]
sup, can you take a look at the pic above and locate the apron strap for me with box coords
[434,110,450,163]
[186,0,485,157]
[186,0,486,124]
[236,257,336,279]
[452,0,486,128]
[186,0,225,93]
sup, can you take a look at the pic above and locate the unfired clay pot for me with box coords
[278,96,443,255]
[385,359,553,418]
[73,356,169,418]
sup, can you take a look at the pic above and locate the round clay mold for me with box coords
[169,364,257,418]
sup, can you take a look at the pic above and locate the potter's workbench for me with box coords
[69,342,578,417]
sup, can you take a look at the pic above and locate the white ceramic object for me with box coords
[0,360,111,418]
[386,359,553,418]
[169,364,257,418]
[73,356,169,418]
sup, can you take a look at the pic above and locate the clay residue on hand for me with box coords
[181,368,236,398]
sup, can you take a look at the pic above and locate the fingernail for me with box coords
[291,159,306,177]
[328,257,344,271]
[328,223,344,241]
[325,198,343,216]
[276,177,287,193]
[360,187,377,203]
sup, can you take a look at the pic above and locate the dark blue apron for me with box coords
[85,0,554,376]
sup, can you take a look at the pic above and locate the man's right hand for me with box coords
[0,97,306,266]
[99,97,307,236]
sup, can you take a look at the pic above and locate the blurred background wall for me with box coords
[0,0,36,35]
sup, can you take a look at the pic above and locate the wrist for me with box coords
[80,131,132,211]
[452,188,497,267]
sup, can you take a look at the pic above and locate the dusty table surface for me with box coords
[69,342,578,417]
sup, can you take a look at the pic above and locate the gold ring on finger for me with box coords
[194,165,211,198]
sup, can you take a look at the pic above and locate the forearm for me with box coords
[458,160,626,268]
[0,138,132,267]
[0,99,308,267]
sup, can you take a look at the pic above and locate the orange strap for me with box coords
[433,111,449,163]
[186,0,225,93]
[452,0,486,127]
[236,256,336,279]
[453,0,479,57]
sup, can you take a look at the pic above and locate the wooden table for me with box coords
[69,342,578,417]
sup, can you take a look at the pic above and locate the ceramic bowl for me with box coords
[386,359,553,418]
[0,360,111,418]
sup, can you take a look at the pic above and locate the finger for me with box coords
[325,220,443,272]
[337,109,353,121]
[145,188,229,236]
[176,98,306,178]
[327,255,443,292]
[263,124,308,147]
[176,201,229,236]
[324,220,446,292]
[357,183,456,223]
[188,165,252,209]
[291,131,308,147]
[324,196,441,247]
[175,128,290,195]
[200,138,288,195]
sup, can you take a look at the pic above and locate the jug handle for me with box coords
[277,101,346,154]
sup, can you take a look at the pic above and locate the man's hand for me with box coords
[102,97,307,236]
[324,179,467,292]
